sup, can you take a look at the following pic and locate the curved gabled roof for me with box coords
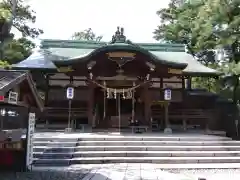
[52,43,187,69]
[12,39,220,76]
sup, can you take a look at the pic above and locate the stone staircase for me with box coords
[32,133,240,166]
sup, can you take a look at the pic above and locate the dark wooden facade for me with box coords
[42,72,218,131]
[12,28,220,132]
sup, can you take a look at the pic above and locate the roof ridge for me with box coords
[41,39,185,48]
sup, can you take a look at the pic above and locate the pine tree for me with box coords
[154,0,240,102]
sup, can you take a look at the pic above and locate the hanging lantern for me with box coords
[107,88,110,98]
[122,89,125,99]
[107,89,114,99]
[109,91,114,99]
[89,72,93,79]
[114,89,117,99]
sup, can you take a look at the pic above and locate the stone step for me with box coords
[33,145,240,152]
[32,159,71,166]
[33,132,233,141]
[33,141,240,148]
[33,141,78,147]
[76,151,240,158]
[32,156,240,166]
[33,151,240,159]
[34,153,73,159]
[76,140,240,146]
[74,145,240,151]
[33,138,79,142]
[34,136,230,142]
[33,146,75,153]
[84,136,230,141]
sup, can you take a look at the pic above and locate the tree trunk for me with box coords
[0,0,17,60]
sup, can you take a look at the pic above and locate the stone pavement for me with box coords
[31,163,240,180]
[33,163,196,180]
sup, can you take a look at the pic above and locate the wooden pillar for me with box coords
[88,83,94,127]
[159,77,164,128]
[45,75,49,106]
[44,75,49,128]
[164,101,170,128]
[182,76,185,89]
[182,76,187,131]
[143,84,151,125]
[160,77,163,99]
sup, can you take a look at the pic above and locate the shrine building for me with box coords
[12,27,222,132]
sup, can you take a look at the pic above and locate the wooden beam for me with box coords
[143,83,151,125]
[160,77,163,100]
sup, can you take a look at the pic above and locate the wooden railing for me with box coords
[151,108,216,130]
[44,107,88,118]
[151,108,214,121]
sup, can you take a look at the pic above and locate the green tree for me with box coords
[193,0,239,62]
[72,28,103,41]
[219,61,240,103]
[1,0,43,38]
[154,0,239,63]
[192,63,221,93]
[0,0,43,65]
[0,60,9,68]
[195,0,240,103]
[154,0,240,102]
[0,0,16,42]
[3,37,35,64]
[154,1,215,61]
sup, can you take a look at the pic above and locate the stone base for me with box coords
[164,127,172,134]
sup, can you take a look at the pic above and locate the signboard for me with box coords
[168,68,182,74]
[8,91,18,104]
[57,66,74,72]
[107,52,136,58]
[164,89,171,100]
[66,87,74,99]
[26,112,35,169]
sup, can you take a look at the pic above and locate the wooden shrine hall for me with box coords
[12,27,221,132]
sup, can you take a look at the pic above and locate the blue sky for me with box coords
[13,0,170,44]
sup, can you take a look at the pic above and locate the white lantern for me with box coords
[114,89,117,99]
[164,89,171,100]
[107,89,110,98]
[66,87,74,100]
